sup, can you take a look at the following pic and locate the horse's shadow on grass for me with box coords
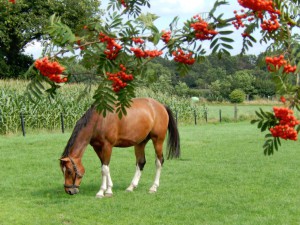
[31,181,132,199]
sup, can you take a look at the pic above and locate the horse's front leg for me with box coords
[96,164,113,198]
[93,144,113,198]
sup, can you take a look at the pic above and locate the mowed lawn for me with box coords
[0,122,300,225]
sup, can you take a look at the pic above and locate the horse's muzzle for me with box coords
[65,187,79,195]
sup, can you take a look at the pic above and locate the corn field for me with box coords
[0,80,93,134]
[1,80,280,135]
[0,80,208,135]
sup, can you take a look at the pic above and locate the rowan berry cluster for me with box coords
[130,47,163,58]
[265,55,297,74]
[106,64,134,92]
[269,107,299,141]
[236,0,281,33]
[99,33,122,60]
[9,0,16,3]
[280,96,286,103]
[34,57,67,83]
[261,13,280,32]
[172,49,196,65]
[161,30,171,44]
[232,10,254,30]
[238,0,280,14]
[190,15,218,41]
[241,32,250,37]
[132,37,145,45]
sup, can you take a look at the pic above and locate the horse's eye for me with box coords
[66,168,73,175]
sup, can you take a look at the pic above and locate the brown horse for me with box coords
[60,97,180,198]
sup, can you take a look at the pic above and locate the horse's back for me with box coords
[92,98,169,147]
[127,98,168,127]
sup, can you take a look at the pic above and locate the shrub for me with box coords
[229,89,246,103]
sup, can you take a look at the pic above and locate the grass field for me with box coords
[1,122,300,225]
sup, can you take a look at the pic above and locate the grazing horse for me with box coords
[60,97,180,198]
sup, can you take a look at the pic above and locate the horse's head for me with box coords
[60,157,85,195]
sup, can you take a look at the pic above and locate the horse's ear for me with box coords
[60,157,70,162]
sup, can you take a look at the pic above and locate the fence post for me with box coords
[0,109,2,134]
[20,112,25,137]
[204,108,208,123]
[219,109,222,123]
[234,104,238,121]
[194,110,197,125]
[61,113,65,133]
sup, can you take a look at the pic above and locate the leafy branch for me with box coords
[251,108,279,155]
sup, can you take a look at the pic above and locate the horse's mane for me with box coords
[61,106,95,158]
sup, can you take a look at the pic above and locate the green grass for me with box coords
[1,123,300,225]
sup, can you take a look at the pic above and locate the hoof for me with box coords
[126,187,133,192]
[149,185,157,193]
[95,194,104,199]
[105,193,113,198]
[126,184,136,192]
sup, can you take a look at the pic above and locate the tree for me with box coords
[175,81,189,97]
[230,70,255,97]
[205,67,227,85]
[0,0,102,77]
[209,79,231,101]
[229,89,246,103]
[10,0,300,153]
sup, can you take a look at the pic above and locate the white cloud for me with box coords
[150,0,209,16]
[24,42,43,59]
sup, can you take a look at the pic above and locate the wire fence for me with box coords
[0,104,258,136]
[0,111,82,135]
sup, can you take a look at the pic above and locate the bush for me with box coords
[229,89,246,103]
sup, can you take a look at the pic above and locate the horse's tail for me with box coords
[165,106,181,159]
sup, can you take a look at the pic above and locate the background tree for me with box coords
[230,70,255,99]
[0,0,102,78]
[229,89,246,103]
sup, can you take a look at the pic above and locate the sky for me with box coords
[25,0,267,58]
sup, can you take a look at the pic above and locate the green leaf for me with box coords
[276,137,281,146]
[152,32,161,45]
[221,43,233,49]
[212,43,220,54]
[218,30,233,35]
[220,37,234,43]
[261,121,269,132]
[259,108,268,118]
[274,137,278,150]
[257,120,263,129]
[210,38,218,49]
[255,110,263,119]
[169,16,179,31]
[250,119,259,124]
[265,133,273,138]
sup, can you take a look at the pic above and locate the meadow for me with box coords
[1,122,300,225]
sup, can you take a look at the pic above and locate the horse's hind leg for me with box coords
[126,141,148,192]
[149,138,165,193]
